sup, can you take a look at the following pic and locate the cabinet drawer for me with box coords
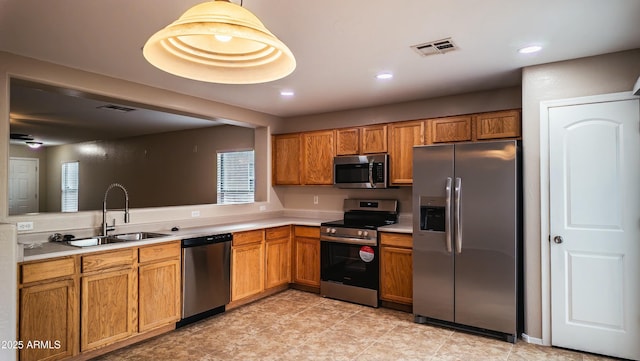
[380,232,413,248]
[82,249,135,273]
[233,229,264,246]
[21,257,76,284]
[139,241,180,263]
[294,226,320,238]
[266,226,291,241]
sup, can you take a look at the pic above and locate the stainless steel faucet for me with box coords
[102,183,130,236]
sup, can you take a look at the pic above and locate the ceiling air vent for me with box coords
[411,38,457,57]
[97,104,137,113]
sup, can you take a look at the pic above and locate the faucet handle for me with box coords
[105,218,116,233]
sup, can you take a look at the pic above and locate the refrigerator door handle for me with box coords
[454,177,462,254]
[445,177,453,254]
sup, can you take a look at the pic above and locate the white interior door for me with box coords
[549,98,639,360]
[9,157,39,215]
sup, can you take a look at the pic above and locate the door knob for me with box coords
[553,236,563,244]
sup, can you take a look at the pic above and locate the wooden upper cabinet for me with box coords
[388,120,424,185]
[361,124,388,154]
[474,109,521,140]
[335,128,360,155]
[429,115,472,144]
[301,130,335,185]
[273,133,301,185]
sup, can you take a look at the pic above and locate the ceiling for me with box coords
[2,0,640,125]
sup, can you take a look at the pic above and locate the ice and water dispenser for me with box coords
[419,197,446,232]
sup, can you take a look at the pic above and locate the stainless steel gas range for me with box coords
[320,199,398,307]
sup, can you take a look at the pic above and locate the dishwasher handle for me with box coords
[182,233,233,248]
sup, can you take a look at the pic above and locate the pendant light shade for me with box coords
[143,0,296,84]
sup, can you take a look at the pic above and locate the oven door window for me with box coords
[321,241,379,290]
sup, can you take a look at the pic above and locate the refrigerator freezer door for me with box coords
[413,144,455,322]
[453,141,519,335]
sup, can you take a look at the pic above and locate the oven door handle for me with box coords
[320,235,377,246]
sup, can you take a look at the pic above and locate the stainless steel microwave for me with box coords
[333,154,389,189]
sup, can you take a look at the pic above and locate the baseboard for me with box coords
[521,333,544,345]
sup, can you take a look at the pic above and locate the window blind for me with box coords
[61,161,79,212]
[217,150,255,204]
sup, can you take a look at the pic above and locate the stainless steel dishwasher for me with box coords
[178,233,232,327]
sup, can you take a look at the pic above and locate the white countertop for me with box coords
[22,217,325,262]
[21,216,413,262]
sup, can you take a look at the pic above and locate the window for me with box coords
[61,161,79,212]
[217,150,255,204]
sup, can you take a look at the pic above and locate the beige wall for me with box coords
[41,125,254,212]
[0,52,285,233]
[279,86,522,134]
[521,48,640,339]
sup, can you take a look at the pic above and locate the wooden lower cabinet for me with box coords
[265,226,291,289]
[138,242,181,332]
[19,275,77,361]
[380,233,413,305]
[81,268,137,351]
[293,226,321,288]
[231,230,265,301]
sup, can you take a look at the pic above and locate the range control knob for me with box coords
[357,230,363,237]
[362,231,369,238]
[330,228,337,234]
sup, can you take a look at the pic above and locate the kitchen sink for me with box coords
[111,232,168,241]
[67,232,168,247]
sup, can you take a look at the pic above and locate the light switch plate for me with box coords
[191,211,200,217]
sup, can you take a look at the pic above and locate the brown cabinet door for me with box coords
[81,269,136,351]
[335,128,360,155]
[302,130,335,185]
[293,227,320,287]
[138,259,181,332]
[380,245,413,305]
[388,120,424,185]
[273,133,302,185]
[361,124,388,154]
[20,279,77,361]
[474,110,521,140]
[265,236,291,289]
[231,242,265,301]
[429,115,472,143]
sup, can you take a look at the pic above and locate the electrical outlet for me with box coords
[313,195,319,205]
[259,205,266,211]
[191,210,200,217]
[17,221,34,231]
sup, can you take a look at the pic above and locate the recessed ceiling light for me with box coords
[26,141,43,149]
[280,90,295,97]
[518,45,542,54]
[376,73,393,80]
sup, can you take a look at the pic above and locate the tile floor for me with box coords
[95,290,618,361]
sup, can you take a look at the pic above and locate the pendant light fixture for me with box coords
[143,0,296,84]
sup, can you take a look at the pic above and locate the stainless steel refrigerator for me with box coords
[412,140,522,342]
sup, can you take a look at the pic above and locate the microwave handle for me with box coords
[368,160,376,188]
